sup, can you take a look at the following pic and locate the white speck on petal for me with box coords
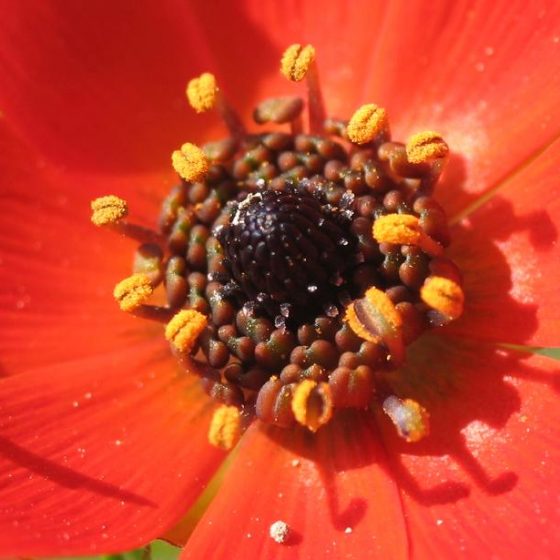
[269,520,290,544]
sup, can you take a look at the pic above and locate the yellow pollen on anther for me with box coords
[165,309,208,353]
[171,142,209,182]
[113,273,153,312]
[406,131,449,164]
[420,276,465,319]
[373,214,422,245]
[90,195,128,226]
[280,43,316,82]
[291,379,333,432]
[346,104,388,144]
[208,405,241,450]
[383,396,430,443]
[345,286,402,343]
[186,72,217,113]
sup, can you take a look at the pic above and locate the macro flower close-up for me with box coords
[1,1,560,559]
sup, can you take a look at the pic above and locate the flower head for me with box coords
[1,2,560,560]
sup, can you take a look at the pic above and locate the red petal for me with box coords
[181,413,408,560]
[381,337,560,558]
[360,0,560,216]
[0,341,225,556]
[207,0,390,117]
[445,137,560,346]
[0,123,169,375]
[0,1,219,171]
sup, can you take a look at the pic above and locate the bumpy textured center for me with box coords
[95,45,465,442]
[217,187,356,320]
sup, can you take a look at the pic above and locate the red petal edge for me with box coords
[181,412,409,560]
[0,341,225,556]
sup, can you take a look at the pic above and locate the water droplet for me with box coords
[324,304,339,318]
[243,301,256,316]
[280,303,291,317]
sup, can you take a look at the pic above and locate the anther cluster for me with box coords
[96,45,464,441]
[157,129,459,424]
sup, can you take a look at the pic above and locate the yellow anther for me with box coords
[383,396,430,443]
[208,405,241,450]
[165,309,207,353]
[186,72,217,113]
[280,43,316,82]
[171,142,209,183]
[372,213,443,256]
[420,275,464,319]
[291,379,333,432]
[113,273,153,312]
[90,195,128,226]
[406,131,449,164]
[373,214,422,245]
[345,287,402,344]
[346,104,388,144]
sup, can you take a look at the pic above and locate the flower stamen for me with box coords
[347,103,389,145]
[171,143,210,183]
[406,131,449,164]
[91,195,128,226]
[165,309,208,353]
[208,404,241,450]
[291,379,333,432]
[372,213,443,257]
[186,72,246,139]
[91,196,164,245]
[280,43,326,134]
[113,273,153,312]
[382,395,430,442]
[186,72,217,113]
[420,275,465,320]
[345,287,405,365]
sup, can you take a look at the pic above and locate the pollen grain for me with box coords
[208,405,241,450]
[171,142,209,183]
[346,103,388,144]
[165,309,208,353]
[373,214,422,245]
[280,43,316,82]
[91,195,128,226]
[186,72,217,113]
[113,273,153,312]
[406,131,449,164]
[420,275,464,319]
[291,379,333,432]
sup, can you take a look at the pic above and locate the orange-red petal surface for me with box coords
[182,413,409,560]
[360,0,560,217]
[0,0,220,173]
[0,341,225,556]
[380,337,560,558]
[0,123,169,375]
[445,138,560,347]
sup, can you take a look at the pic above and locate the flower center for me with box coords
[217,185,356,323]
[91,44,464,449]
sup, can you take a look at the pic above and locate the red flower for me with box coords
[1,1,560,558]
